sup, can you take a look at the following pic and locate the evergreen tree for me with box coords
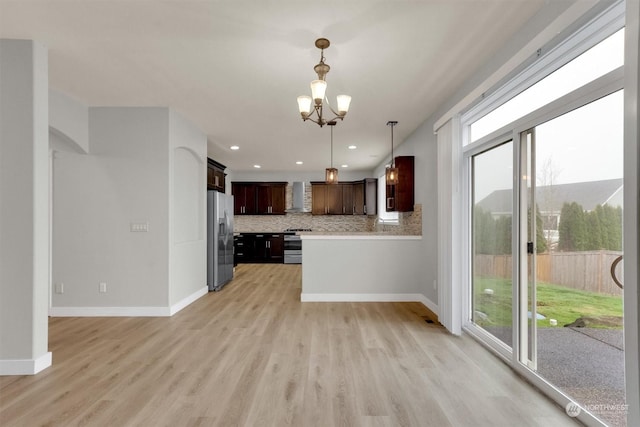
[558,202,586,251]
[600,204,623,250]
[528,206,548,253]
[474,206,496,255]
[584,207,603,250]
[474,206,513,255]
[496,215,512,255]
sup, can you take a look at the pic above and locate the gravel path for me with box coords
[538,328,626,427]
[481,326,626,426]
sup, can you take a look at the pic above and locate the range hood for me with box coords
[286,181,309,213]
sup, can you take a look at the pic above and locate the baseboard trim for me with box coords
[49,306,171,317]
[49,287,209,318]
[415,294,440,317]
[0,352,52,376]
[300,292,439,315]
[170,286,208,316]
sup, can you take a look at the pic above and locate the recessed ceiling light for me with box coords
[253,164,261,168]
[341,164,348,168]
[348,145,357,150]
[230,145,240,150]
[296,161,303,165]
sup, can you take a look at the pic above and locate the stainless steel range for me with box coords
[283,228,311,264]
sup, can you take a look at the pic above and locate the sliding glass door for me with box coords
[470,91,625,426]
[464,14,627,423]
[471,141,514,351]
[521,91,625,427]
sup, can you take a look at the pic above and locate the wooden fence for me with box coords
[475,250,623,296]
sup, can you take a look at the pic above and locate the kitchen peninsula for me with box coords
[300,232,431,309]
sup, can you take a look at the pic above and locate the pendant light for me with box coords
[386,121,399,185]
[325,121,339,184]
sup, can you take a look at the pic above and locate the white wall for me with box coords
[301,236,436,311]
[365,1,587,321]
[49,90,89,154]
[0,39,51,374]
[52,107,171,312]
[371,118,439,304]
[51,106,208,315]
[168,111,207,307]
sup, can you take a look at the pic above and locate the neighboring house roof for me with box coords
[476,178,623,214]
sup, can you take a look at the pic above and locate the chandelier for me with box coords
[297,38,351,127]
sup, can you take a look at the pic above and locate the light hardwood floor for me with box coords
[0,264,579,426]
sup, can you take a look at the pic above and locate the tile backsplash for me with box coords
[235,204,422,235]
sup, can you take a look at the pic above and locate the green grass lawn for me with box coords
[473,277,623,329]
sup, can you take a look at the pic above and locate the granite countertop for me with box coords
[299,231,421,240]
[234,231,421,239]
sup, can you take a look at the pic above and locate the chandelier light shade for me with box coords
[386,121,399,186]
[336,95,351,115]
[297,96,312,116]
[297,38,351,127]
[311,80,327,104]
[325,121,339,184]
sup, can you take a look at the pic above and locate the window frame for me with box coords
[377,172,399,225]
[460,1,625,146]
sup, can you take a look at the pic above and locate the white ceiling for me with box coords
[0,1,546,173]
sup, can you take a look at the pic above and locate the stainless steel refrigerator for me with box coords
[207,191,234,291]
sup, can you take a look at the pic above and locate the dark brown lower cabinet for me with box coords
[234,233,284,263]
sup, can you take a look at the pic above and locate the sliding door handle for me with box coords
[611,255,623,289]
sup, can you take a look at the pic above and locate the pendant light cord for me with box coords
[387,121,397,167]
[390,124,394,167]
[330,124,334,168]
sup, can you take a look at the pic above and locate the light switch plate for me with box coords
[130,222,149,232]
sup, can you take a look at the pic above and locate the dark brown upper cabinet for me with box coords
[256,183,286,214]
[386,156,414,212]
[311,179,377,215]
[231,182,286,215]
[207,158,226,192]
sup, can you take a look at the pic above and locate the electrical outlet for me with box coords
[99,282,107,293]
[55,283,64,294]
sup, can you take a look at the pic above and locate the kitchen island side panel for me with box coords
[300,236,434,311]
